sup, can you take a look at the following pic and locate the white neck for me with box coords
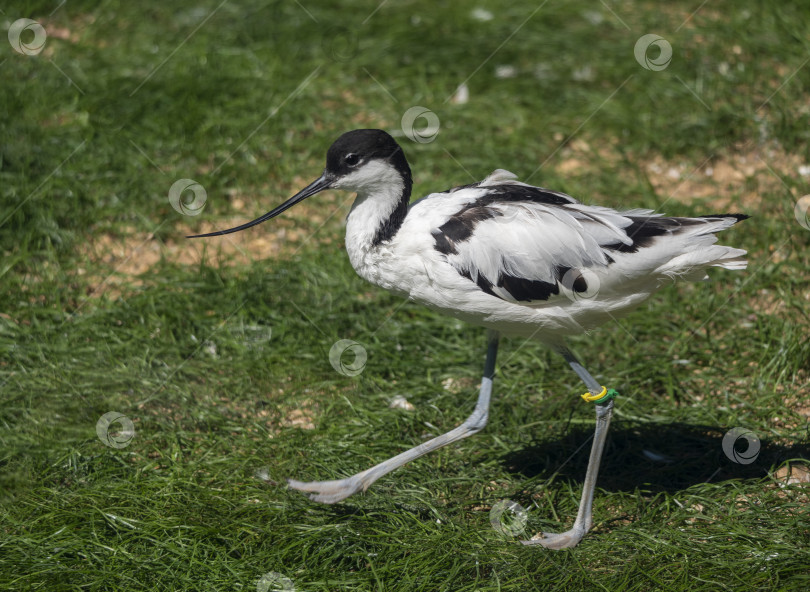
[336,161,408,278]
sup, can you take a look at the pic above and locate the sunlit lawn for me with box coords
[2,1,809,590]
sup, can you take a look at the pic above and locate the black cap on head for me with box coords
[325,129,411,180]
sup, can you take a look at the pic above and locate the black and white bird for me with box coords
[189,129,748,549]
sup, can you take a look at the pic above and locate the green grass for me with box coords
[2,0,810,590]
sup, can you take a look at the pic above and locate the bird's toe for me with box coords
[286,476,363,504]
[520,529,584,550]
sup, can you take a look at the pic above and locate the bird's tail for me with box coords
[654,214,749,281]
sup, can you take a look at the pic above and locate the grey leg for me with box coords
[288,330,500,503]
[521,347,615,549]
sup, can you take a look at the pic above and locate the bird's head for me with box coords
[187,129,411,239]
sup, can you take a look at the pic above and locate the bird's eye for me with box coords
[345,153,360,166]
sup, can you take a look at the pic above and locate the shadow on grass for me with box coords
[503,422,810,492]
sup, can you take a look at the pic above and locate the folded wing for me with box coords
[430,175,747,307]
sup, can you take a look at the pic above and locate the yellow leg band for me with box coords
[581,386,607,402]
[581,386,618,404]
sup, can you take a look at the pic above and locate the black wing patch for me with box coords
[460,265,588,303]
[471,184,576,207]
[496,272,560,301]
[600,214,748,254]
[432,206,499,255]
[442,183,577,204]
[602,217,702,254]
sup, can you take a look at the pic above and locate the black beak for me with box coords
[186,173,333,238]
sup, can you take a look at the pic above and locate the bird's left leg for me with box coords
[521,347,614,550]
[287,330,500,503]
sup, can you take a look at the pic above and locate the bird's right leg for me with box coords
[521,347,615,549]
[287,330,501,503]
